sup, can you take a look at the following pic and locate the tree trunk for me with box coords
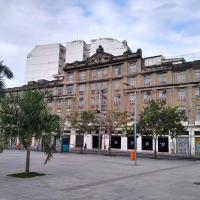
[154,137,157,159]
[25,145,30,173]
[81,134,84,154]
[109,131,111,155]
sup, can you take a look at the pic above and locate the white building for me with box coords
[89,38,130,57]
[25,43,65,83]
[65,38,131,63]
[25,38,131,83]
[65,40,89,63]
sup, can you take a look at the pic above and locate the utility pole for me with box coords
[97,89,103,155]
[123,83,137,165]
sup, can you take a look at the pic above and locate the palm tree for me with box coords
[0,89,61,173]
[0,61,13,93]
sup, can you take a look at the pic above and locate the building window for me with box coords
[129,93,135,105]
[177,106,186,113]
[113,95,121,106]
[195,87,200,98]
[57,87,63,96]
[91,83,96,92]
[102,68,108,77]
[194,69,200,81]
[159,90,167,101]
[48,88,54,95]
[68,73,73,82]
[47,98,52,104]
[96,82,102,90]
[102,96,107,106]
[79,71,86,81]
[113,65,121,76]
[66,98,72,109]
[92,70,97,79]
[97,70,102,78]
[66,85,73,95]
[196,106,200,121]
[144,91,151,103]
[78,97,84,109]
[128,77,135,87]
[56,99,62,111]
[177,88,186,101]
[91,97,96,108]
[102,81,108,90]
[113,80,120,91]
[176,71,185,83]
[79,84,85,94]
[144,75,151,86]
[97,81,108,91]
[129,63,136,73]
[92,69,107,79]
[159,73,167,84]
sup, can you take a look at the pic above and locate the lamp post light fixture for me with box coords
[123,83,137,165]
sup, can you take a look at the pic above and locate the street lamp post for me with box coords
[97,89,104,155]
[123,83,137,165]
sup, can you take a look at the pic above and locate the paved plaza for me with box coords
[0,150,200,200]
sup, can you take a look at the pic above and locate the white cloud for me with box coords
[0,0,200,87]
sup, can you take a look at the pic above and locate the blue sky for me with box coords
[0,0,200,87]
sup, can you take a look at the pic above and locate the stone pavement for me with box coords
[0,150,200,200]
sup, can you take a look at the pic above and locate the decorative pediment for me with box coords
[87,45,113,65]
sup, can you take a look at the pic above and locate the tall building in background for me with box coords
[25,38,131,83]
[89,38,130,57]
[65,38,130,63]
[25,43,65,82]
[65,40,89,63]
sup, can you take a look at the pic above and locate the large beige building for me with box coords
[6,46,200,155]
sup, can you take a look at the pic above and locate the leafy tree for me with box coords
[0,89,60,173]
[67,111,98,153]
[0,61,13,150]
[138,99,187,158]
[0,61,13,94]
[103,111,128,154]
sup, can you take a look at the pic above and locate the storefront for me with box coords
[195,131,200,154]
[176,137,189,155]
[127,136,135,149]
[158,137,169,152]
[62,135,70,152]
[142,136,153,151]
[75,134,84,148]
[92,135,102,149]
[111,136,121,149]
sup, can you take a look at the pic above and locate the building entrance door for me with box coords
[62,136,70,152]
[76,135,84,148]
[195,137,200,154]
[176,137,189,155]
[127,136,135,149]
[111,136,121,149]
[158,137,169,152]
[92,135,102,149]
[142,136,153,150]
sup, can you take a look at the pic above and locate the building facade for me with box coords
[25,43,66,82]
[8,46,200,155]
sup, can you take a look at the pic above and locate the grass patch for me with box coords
[8,172,45,178]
